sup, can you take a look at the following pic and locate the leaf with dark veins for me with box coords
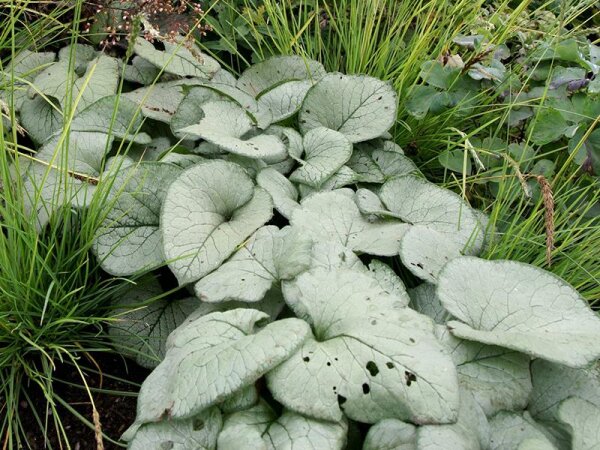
[438,257,600,368]
[161,160,273,285]
[291,190,409,256]
[299,74,398,143]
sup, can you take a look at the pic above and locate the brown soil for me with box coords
[19,353,149,450]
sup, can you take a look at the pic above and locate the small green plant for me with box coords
[19,40,597,447]
[405,35,599,176]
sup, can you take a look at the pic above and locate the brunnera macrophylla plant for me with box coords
[5,41,600,449]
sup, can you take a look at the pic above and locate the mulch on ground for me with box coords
[19,353,149,449]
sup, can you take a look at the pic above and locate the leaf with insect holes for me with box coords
[399,225,465,283]
[194,226,312,303]
[299,73,397,143]
[438,257,600,368]
[268,268,459,424]
[161,160,273,285]
[133,37,220,79]
[124,308,310,437]
[178,101,286,162]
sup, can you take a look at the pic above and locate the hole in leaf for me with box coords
[405,371,417,386]
[386,362,394,369]
[192,418,205,431]
[409,338,415,343]
[327,361,331,366]
[362,383,370,394]
[303,356,310,362]
[160,442,174,450]
[366,361,379,376]
[337,394,347,407]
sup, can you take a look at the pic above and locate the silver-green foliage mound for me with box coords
[7,42,600,449]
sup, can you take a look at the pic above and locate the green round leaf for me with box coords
[218,401,348,450]
[438,257,600,368]
[178,101,287,162]
[1,49,55,111]
[256,167,300,220]
[257,79,314,123]
[289,127,353,188]
[237,55,326,97]
[194,226,312,303]
[416,389,489,450]
[409,283,453,325]
[488,412,557,450]
[436,327,532,417]
[363,419,416,450]
[291,190,409,256]
[557,397,600,450]
[171,86,223,138]
[124,79,199,123]
[380,175,484,254]
[125,407,222,449]
[127,308,310,433]
[133,37,220,79]
[93,162,182,276]
[30,54,119,113]
[20,95,62,144]
[299,74,398,143]
[123,56,160,85]
[109,276,199,369]
[399,225,464,283]
[161,160,273,285]
[529,360,600,422]
[528,108,569,145]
